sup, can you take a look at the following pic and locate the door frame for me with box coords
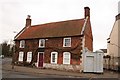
[37,52,44,67]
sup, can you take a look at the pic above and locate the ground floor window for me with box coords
[18,52,24,61]
[51,52,58,64]
[63,52,71,64]
[26,52,32,62]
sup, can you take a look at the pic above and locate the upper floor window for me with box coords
[63,38,71,47]
[20,40,25,48]
[39,39,45,48]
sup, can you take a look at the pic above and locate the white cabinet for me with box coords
[82,50,103,73]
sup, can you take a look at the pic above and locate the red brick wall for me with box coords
[14,30,93,65]
[44,36,82,65]
[15,36,83,65]
[84,19,93,51]
[14,39,39,63]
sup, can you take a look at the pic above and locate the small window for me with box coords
[63,52,71,64]
[63,38,71,47]
[39,39,45,48]
[26,52,32,62]
[20,40,25,48]
[18,52,24,61]
[51,52,58,64]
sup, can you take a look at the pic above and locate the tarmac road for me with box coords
[2,69,83,78]
[3,70,39,78]
[1,58,120,79]
[2,58,83,78]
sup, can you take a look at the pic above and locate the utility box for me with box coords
[82,49,104,73]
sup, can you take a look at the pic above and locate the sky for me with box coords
[0,0,119,51]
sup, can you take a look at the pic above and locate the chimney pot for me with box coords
[27,15,31,19]
[25,15,31,27]
[84,7,90,18]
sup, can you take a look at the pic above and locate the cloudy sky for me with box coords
[0,0,119,51]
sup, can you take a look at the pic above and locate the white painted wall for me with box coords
[108,19,120,57]
[118,19,120,57]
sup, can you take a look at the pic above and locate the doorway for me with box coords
[37,52,44,67]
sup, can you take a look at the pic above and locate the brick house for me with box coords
[14,7,93,71]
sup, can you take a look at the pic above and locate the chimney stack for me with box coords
[116,13,120,21]
[84,7,90,19]
[25,15,31,27]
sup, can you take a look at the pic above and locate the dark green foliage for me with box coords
[1,41,14,57]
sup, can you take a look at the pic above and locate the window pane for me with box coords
[51,52,58,64]
[52,54,55,62]
[18,52,24,61]
[66,39,70,46]
[64,38,71,47]
[40,40,44,46]
[39,39,45,47]
[27,52,32,62]
[63,52,70,64]
[20,40,25,48]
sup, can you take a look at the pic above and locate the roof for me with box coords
[15,19,85,40]
[109,13,120,38]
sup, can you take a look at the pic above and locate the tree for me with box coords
[1,41,14,57]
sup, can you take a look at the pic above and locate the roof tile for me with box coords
[16,19,85,40]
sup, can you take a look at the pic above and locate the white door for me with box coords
[96,54,103,72]
[85,56,94,72]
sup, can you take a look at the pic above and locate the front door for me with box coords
[37,52,44,67]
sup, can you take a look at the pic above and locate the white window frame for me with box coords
[39,39,45,48]
[51,52,58,64]
[26,52,32,62]
[63,37,71,47]
[20,40,25,48]
[18,52,24,62]
[63,52,71,64]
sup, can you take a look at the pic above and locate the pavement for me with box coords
[2,63,120,79]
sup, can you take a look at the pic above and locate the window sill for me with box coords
[19,47,25,48]
[63,63,70,65]
[63,46,71,47]
[51,63,57,64]
[39,47,45,48]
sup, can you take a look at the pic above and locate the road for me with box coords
[3,69,85,78]
[1,58,83,78]
[1,58,120,79]
[3,70,39,78]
